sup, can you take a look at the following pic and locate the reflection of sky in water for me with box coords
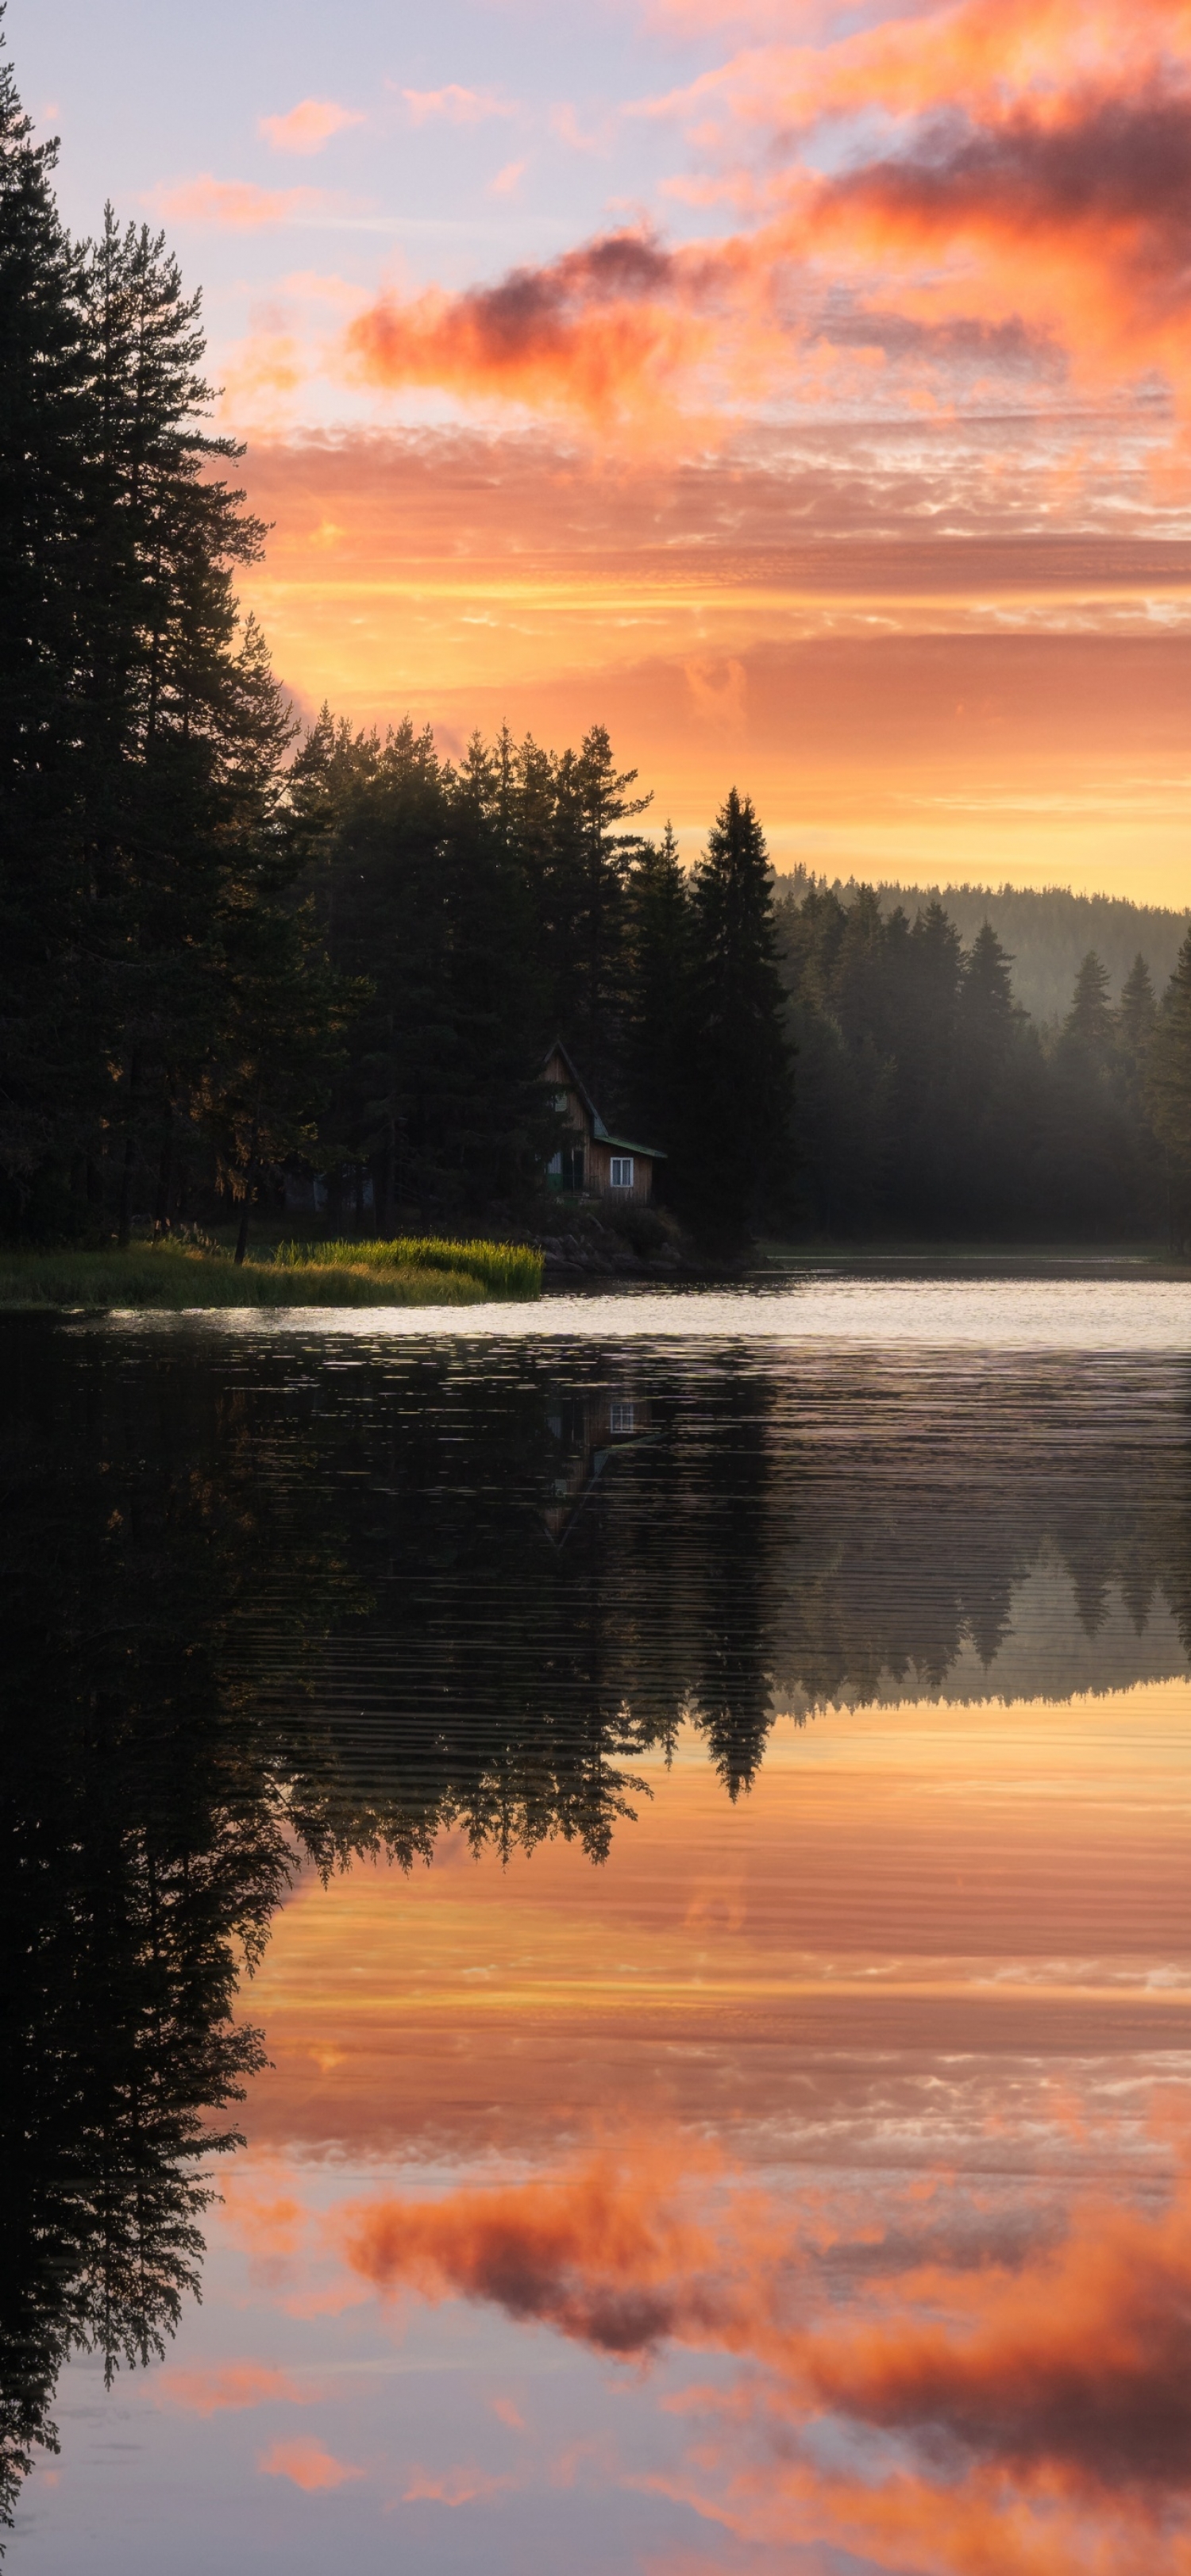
[8,1289,1191,2574]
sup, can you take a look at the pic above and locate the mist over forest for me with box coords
[780,872,1191,1031]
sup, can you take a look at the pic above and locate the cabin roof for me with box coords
[543,1040,668,1160]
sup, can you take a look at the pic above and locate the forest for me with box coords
[5,25,1191,1252]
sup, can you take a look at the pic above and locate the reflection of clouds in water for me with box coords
[331,2126,1191,2571]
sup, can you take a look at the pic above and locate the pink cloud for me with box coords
[402,2465,516,2506]
[491,2397,526,2430]
[260,98,364,156]
[491,159,528,198]
[258,2439,363,2493]
[159,2362,315,2416]
[152,175,324,229]
[549,102,615,154]
[402,85,514,126]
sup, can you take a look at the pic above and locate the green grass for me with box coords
[0,1237,542,1311]
[276,1235,544,1299]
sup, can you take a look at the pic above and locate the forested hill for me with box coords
[776,872,1191,1028]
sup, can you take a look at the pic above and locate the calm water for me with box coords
[5,1276,1191,2574]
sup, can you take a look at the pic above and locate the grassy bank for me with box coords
[276,1235,543,1298]
[0,1237,543,1311]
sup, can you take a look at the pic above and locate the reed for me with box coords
[275,1236,544,1299]
[0,1247,491,1310]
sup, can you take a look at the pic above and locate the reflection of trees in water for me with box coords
[3,1325,1191,2529]
[759,1356,1191,1710]
[0,1341,319,2534]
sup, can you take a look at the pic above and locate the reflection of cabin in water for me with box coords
[544,1388,656,1544]
[543,1042,665,1206]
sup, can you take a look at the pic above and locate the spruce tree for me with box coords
[0,23,94,1212]
[1117,953,1157,1085]
[1061,950,1115,1067]
[675,789,793,1246]
[961,922,1020,1063]
[622,821,691,1150]
[77,214,276,1237]
[543,726,650,1102]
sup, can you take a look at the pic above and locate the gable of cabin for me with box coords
[542,1042,665,1205]
[543,1045,592,1140]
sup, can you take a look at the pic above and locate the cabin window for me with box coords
[610,1156,634,1189]
[609,1401,636,1434]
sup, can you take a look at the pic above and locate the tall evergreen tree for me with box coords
[542,726,650,1103]
[1117,953,1157,1089]
[622,821,691,1149]
[960,922,1020,1066]
[1061,949,1115,1068]
[674,789,793,1245]
[0,25,94,1211]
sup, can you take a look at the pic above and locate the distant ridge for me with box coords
[775,869,1191,1026]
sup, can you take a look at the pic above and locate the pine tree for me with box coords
[434,735,556,1211]
[675,789,793,1246]
[0,23,94,1214]
[961,922,1020,1063]
[542,725,650,1103]
[1117,953,1157,1087]
[76,214,276,1238]
[1061,950,1115,1068]
[622,821,691,1150]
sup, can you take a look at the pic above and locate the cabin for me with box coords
[542,1042,665,1206]
[543,1385,657,1544]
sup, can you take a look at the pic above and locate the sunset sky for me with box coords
[16,0,1191,897]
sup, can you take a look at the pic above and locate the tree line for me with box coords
[778,880,1191,1241]
[4,18,1191,1252]
[787,872,1191,1030]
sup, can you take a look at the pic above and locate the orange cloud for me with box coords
[258,2438,364,2493]
[634,0,1191,136]
[260,98,364,156]
[158,2362,315,2416]
[154,175,324,229]
[401,2465,516,2505]
[402,85,514,125]
[342,229,732,429]
[795,82,1191,402]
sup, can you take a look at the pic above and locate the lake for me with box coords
[5,1275,1191,2575]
